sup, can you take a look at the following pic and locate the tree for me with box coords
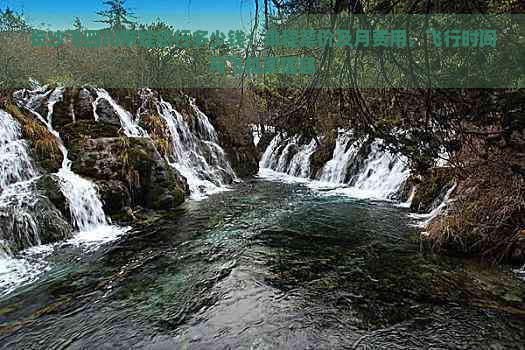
[72,17,83,31]
[0,7,31,32]
[96,0,136,30]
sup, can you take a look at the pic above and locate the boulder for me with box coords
[75,88,96,120]
[94,98,122,127]
[69,137,188,215]
[36,174,70,222]
[0,180,72,253]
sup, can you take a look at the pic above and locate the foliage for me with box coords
[96,0,136,30]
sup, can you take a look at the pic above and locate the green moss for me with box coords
[411,168,456,213]
[61,121,120,146]
[4,100,63,172]
[164,162,186,207]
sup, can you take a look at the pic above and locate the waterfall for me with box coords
[259,131,410,200]
[411,183,457,229]
[0,110,46,294]
[0,110,42,255]
[93,88,146,137]
[318,132,359,184]
[343,140,410,199]
[14,88,108,231]
[288,139,318,178]
[90,88,236,199]
[155,98,236,198]
[0,110,38,190]
[260,133,283,169]
[260,134,317,178]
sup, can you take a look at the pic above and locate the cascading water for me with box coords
[14,87,108,231]
[318,132,359,184]
[0,110,38,190]
[0,110,48,293]
[0,87,129,296]
[155,97,236,198]
[411,183,458,229]
[93,88,147,137]
[91,88,236,199]
[260,131,410,200]
[260,134,318,178]
[0,111,41,254]
[341,140,410,199]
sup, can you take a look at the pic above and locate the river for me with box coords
[1,178,524,349]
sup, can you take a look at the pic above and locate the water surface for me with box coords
[1,179,524,349]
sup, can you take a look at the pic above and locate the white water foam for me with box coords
[260,132,410,201]
[156,97,236,199]
[409,183,457,229]
[93,88,146,136]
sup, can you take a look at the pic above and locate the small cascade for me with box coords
[346,140,410,199]
[398,186,417,208]
[318,132,359,184]
[260,134,317,178]
[156,98,236,198]
[288,139,318,178]
[260,131,411,200]
[0,110,37,191]
[0,110,42,255]
[14,87,108,231]
[93,88,146,137]
[260,133,284,169]
[412,183,457,229]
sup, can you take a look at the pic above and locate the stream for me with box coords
[1,178,524,349]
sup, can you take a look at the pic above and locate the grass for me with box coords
[140,99,170,158]
[4,99,63,169]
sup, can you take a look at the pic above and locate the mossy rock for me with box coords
[36,174,70,222]
[68,137,188,214]
[411,167,456,213]
[4,100,64,173]
[61,120,120,148]
[310,131,336,179]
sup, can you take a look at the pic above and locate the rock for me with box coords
[36,174,70,222]
[61,120,120,148]
[192,90,260,177]
[0,180,72,253]
[310,132,336,179]
[257,131,276,155]
[75,88,95,120]
[410,167,456,214]
[69,137,188,215]
[95,180,131,215]
[345,139,373,185]
[95,98,122,127]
